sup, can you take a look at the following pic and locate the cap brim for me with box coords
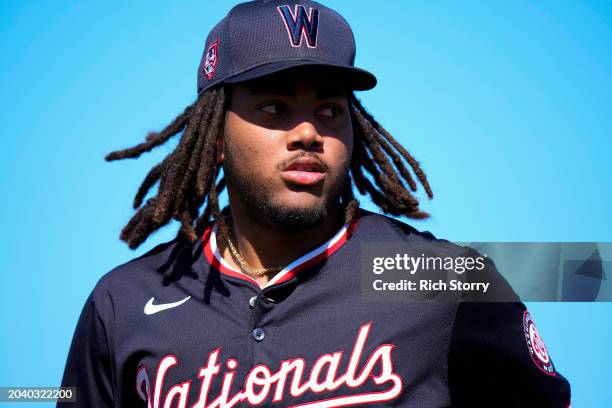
[223,60,377,91]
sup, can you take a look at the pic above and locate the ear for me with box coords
[215,135,224,164]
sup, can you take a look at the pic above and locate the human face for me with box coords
[222,69,353,230]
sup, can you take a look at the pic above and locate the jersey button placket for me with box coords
[248,287,284,367]
[248,293,265,366]
[251,327,265,341]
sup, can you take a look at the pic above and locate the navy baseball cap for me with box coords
[197,0,377,94]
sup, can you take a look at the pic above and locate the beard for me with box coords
[223,149,348,231]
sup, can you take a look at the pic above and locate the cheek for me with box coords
[223,111,281,173]
[324,130,353,176]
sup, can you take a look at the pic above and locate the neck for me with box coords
[221,201,344,286]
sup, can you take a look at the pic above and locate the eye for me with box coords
[259,102,286,115]
[318,105,344,118]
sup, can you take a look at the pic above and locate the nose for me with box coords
[286,121,323,151]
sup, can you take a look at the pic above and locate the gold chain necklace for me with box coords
[226,233,284,276]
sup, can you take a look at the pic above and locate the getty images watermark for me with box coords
[360,242,612,302]
[371,252,490,293]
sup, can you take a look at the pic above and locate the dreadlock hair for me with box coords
[105,86,433,250]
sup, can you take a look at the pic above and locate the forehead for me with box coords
[231,67,349,99]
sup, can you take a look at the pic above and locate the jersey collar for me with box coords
[201,214,359,289]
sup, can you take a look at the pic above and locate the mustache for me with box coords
[276,152,329,172]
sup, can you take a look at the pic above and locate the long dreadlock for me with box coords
[105,86,433,250]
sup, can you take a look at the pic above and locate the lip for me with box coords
[281,157,326,186]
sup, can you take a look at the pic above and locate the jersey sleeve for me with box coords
[58,288,115,407]
[448,301,571,407]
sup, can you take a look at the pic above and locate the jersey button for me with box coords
[252,327,265,342]
[249,296,257,308]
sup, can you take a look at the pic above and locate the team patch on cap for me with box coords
[203,40,219,80]
[523,311,556,376]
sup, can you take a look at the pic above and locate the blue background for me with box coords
[1,0,611,406]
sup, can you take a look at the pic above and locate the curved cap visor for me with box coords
[222,60,377,91]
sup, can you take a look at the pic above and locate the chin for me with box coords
[257,195,333,231]
[282,191,326,208]
[286,191,338,209]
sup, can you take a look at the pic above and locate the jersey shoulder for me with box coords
[353,209,480,263]
[355,209,445,243]
[90,236,204,313]
[355,209,520,302]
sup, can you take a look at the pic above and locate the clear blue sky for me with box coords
[1,1,611,406]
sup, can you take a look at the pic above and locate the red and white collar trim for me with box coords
[202,216,359,289]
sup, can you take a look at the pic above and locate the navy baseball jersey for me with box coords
[59,210,571,407]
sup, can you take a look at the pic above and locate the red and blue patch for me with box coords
[203,40,219,80]
[523,311,556,376]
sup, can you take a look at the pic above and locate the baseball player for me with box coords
[59,1,571,406]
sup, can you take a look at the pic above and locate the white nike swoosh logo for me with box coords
[144,296,191,315]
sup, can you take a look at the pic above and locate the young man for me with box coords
[59,1,571,406]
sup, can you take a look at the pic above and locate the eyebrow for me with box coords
[317,84,345,99]
[248,82,294,97]
[247,81,346,99]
